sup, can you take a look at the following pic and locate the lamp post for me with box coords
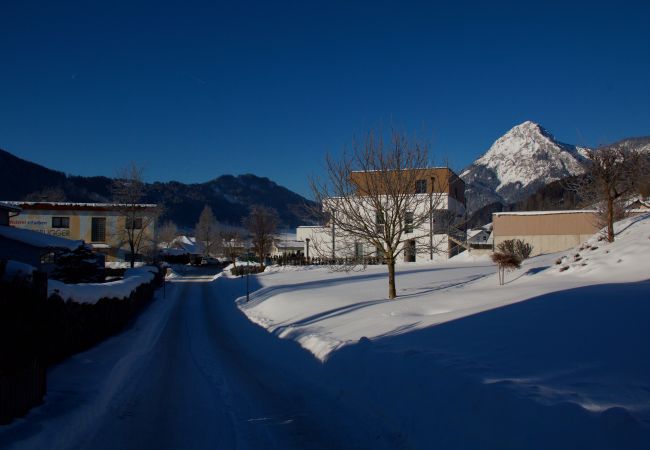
[305,238,310,260]
[246,239,250,302]
[331,210,336,263]
[429,176,434,260]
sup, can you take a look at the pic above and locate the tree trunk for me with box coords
[129,242,135,268]
[607,195,615,242]
[387,255,397,299]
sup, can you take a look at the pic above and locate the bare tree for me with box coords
[112,163,160,268]
[158,220,178,246]
[243,205,279,269]
[569,145,644,242]
[195,205,220,257]
[310,130,446,299]
[220,230,243,268]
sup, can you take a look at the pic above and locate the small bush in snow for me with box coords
[491,252,521,286]
[496,239,533,260]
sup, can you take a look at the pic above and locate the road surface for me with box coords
[0,269,396,450]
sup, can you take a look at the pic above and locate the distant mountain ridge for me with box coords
[0,148,314,228]
[461,121,650,213]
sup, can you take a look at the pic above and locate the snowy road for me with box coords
[0,270,395,450]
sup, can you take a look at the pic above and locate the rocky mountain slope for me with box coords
[460,121,590,212]
[461,121,650,214]
[0,148,314,228]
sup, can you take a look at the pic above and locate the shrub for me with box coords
[497,239,533,260]
[231,265,264,276]
[491,252,522,286]
[51,246,104,283]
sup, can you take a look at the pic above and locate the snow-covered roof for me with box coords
[0,225,84,250]
[275,240,304,249]
[0,201,21,212]
[170,235,204,254]
[493,210,596,217]
[3,201,157,210]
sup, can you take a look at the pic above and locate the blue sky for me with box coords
[1,0,649,198]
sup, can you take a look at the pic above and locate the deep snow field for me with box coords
[236,213,650,447]
[1,214,648,450]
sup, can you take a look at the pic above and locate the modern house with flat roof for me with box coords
[5,202,157,263]
[297,167,466,261]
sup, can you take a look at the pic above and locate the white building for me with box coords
[298,167,466,262]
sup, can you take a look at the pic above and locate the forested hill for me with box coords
[0,148,315,228]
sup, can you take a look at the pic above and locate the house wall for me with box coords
[9,207,156,262]
[493,211,600,256]
[297,224,452,261]
[349,167,465,205]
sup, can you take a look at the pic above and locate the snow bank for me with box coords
[550,212,650,280]
[232,214,650,446]
[1,260,36,281]
[49,266,159,304]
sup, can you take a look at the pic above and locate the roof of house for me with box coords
[493,210,597,217]
[0,201,21,213]
[275,240,304,249]
[0,225,84,250]
[3,201,157,212]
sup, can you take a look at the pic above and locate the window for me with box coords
[91,217,106,242]
[125,217,143,230]
[354,242,364,258]
[52,216,69,228]
[376,211,385,233]
[415,179,427,194]
[405,211,414,233]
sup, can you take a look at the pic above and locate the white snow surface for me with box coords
[2,217,649,449]
[0,225,84,250]
[48,266,159,304]
[238,215,650,426]
[241,215,650,360]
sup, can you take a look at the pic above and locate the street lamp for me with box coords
[246,238,250,302]
[429,176,435,260]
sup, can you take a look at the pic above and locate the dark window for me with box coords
[52,216,69,228]
[376,211,385,233]
[415,179,427,194]
[354,242,363,258]
[125,217,143,230]
[431,210,450,234]
[91,217,106,242]
[405,240,416,262]
[405,211,414,233]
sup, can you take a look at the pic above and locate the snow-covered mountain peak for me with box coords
[461,121,588,212]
